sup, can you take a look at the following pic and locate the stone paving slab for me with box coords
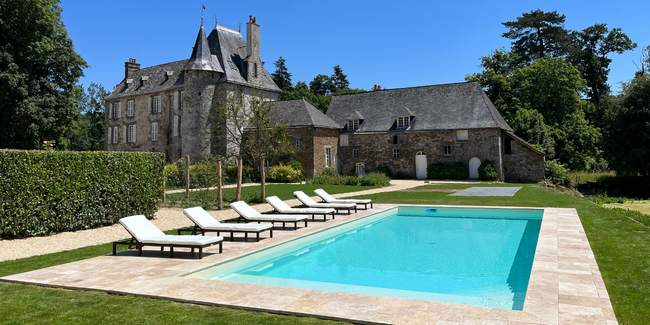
[1,204,617,325]
[450,187,522,197]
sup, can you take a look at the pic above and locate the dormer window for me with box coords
[348,119,359,130]
[397,116,410,128]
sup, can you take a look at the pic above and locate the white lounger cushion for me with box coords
[230,201,309,221]
[266,196,336,214]
[293,191,356,209]
[119,215,222,245]
[183,207,272,231]
[315,189,372,204]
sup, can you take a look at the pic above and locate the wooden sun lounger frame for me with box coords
[112,230,222,259]
[177,224,273,242]
[319,198,373,210]
[266,207,336,221]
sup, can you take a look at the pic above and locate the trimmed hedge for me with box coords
[0,150,165,239]
[478,160,499,181]
[426,162,469,180]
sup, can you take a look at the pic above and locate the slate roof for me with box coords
[105,60,186,100]
[183,24,223,72]
[326,82,512,133]
[505,131,545,156]
[106,23,279,101]
[207,24,280,92]
[267,99,341,129]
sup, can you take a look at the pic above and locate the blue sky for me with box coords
[61,0,650,93]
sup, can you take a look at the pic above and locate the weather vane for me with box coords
[201,5,205,26]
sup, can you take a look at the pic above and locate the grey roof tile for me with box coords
[268,99,341,129]
[326,82,513,133]
[105,60,186,100]
[183,24,223,72]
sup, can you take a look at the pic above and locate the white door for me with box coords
[415,152,427,179]
[469,157,481,179]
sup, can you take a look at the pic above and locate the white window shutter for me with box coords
[123,126,127,143]
[173,116,178,136]
[107,128,111,144]
[109,104,113,119]
[148,97,152,113]
[133,124,136,142]
[157,95,162,113]
[173,92,178,110]
[113,126,118,143]
[179,117,182,135]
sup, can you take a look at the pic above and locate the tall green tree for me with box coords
[502,9,569,63]
[271,56,293,94]
[0,0,87,149]
[309,74,331,96]
[603,74,650,176]
[329,65,350,93]
[61,83,109,151]
[567,24,636,121]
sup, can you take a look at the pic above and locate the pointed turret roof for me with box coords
[183,23,223,72]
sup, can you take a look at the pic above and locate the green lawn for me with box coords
[567,171,616,183]
[166,184,378,202]
[2,182,649,324]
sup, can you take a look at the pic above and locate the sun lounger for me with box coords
[314,188,373,209]
[266,195,337,221]
[112,215,222,259]
[230,201,309,230]
[293,191,357,215]
[181,207,273,242]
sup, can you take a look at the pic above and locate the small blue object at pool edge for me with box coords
[426,208,438,214]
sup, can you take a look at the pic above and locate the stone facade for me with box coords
[286,127,339,178]
[338,128,504,178]
[502,137,545,182]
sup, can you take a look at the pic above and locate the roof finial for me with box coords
[213,15,218,28]
[238,21,241,32]
[201,5,205,26]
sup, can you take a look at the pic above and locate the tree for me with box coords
[510,108,555,158]
[0,0,87,149]
[603,75,650,176]
[567,24,636,122]
[329,65,350,93]
[271,56,293,93]
[634,45,650,78]
[243,98,293,200]
[502,9,569,63]
[309,74,331,96]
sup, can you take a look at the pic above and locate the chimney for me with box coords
[246,16,260,60]
[125,58,141,79]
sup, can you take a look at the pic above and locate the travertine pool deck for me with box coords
[1,205,616,325]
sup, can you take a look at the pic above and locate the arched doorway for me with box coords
[469,157,481,179]
[415,151,427,180]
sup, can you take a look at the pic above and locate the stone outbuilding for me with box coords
[325,82,545,181]
[266,99,342,178]
[103,16,280,162]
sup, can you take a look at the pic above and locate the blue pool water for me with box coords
[190,206,543,310]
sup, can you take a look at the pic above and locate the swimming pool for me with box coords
[187,206,543,310]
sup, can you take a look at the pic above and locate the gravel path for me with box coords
[0,180,463,262]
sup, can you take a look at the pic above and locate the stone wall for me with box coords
[312,128,339,176]
[337,128,503,178]
[284,127,339,178]
[286,127,315,178]
[502,139,545,182]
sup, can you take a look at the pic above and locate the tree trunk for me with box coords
[260,158,266,201]
[594,100,600,126]
[217,160,223,210]
[185,155,190,200]
[236,157,242,201]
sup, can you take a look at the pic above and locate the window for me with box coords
[152,95,161,113]
[180,91,184,109]
[348,119,359,130]
[128,124,136,143]
[179,117,182,136]
[151,122,158,141]
[173,116,179,136]
[254,62,258,78]
[397,116,410,128]
[114,102,121,118]
[393,148,400,159]
[393,135,398,144]
[456,130,468,141]
[264,159,272,167]
[107,127,112,144]
[444,145,451,156]
[325,147,331,168]
[127,100,134,117]
[339,134,348,147]
[505,138,512,154]
[112,126,118,143]
[294,136,302,149]
[353,149,359,159]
